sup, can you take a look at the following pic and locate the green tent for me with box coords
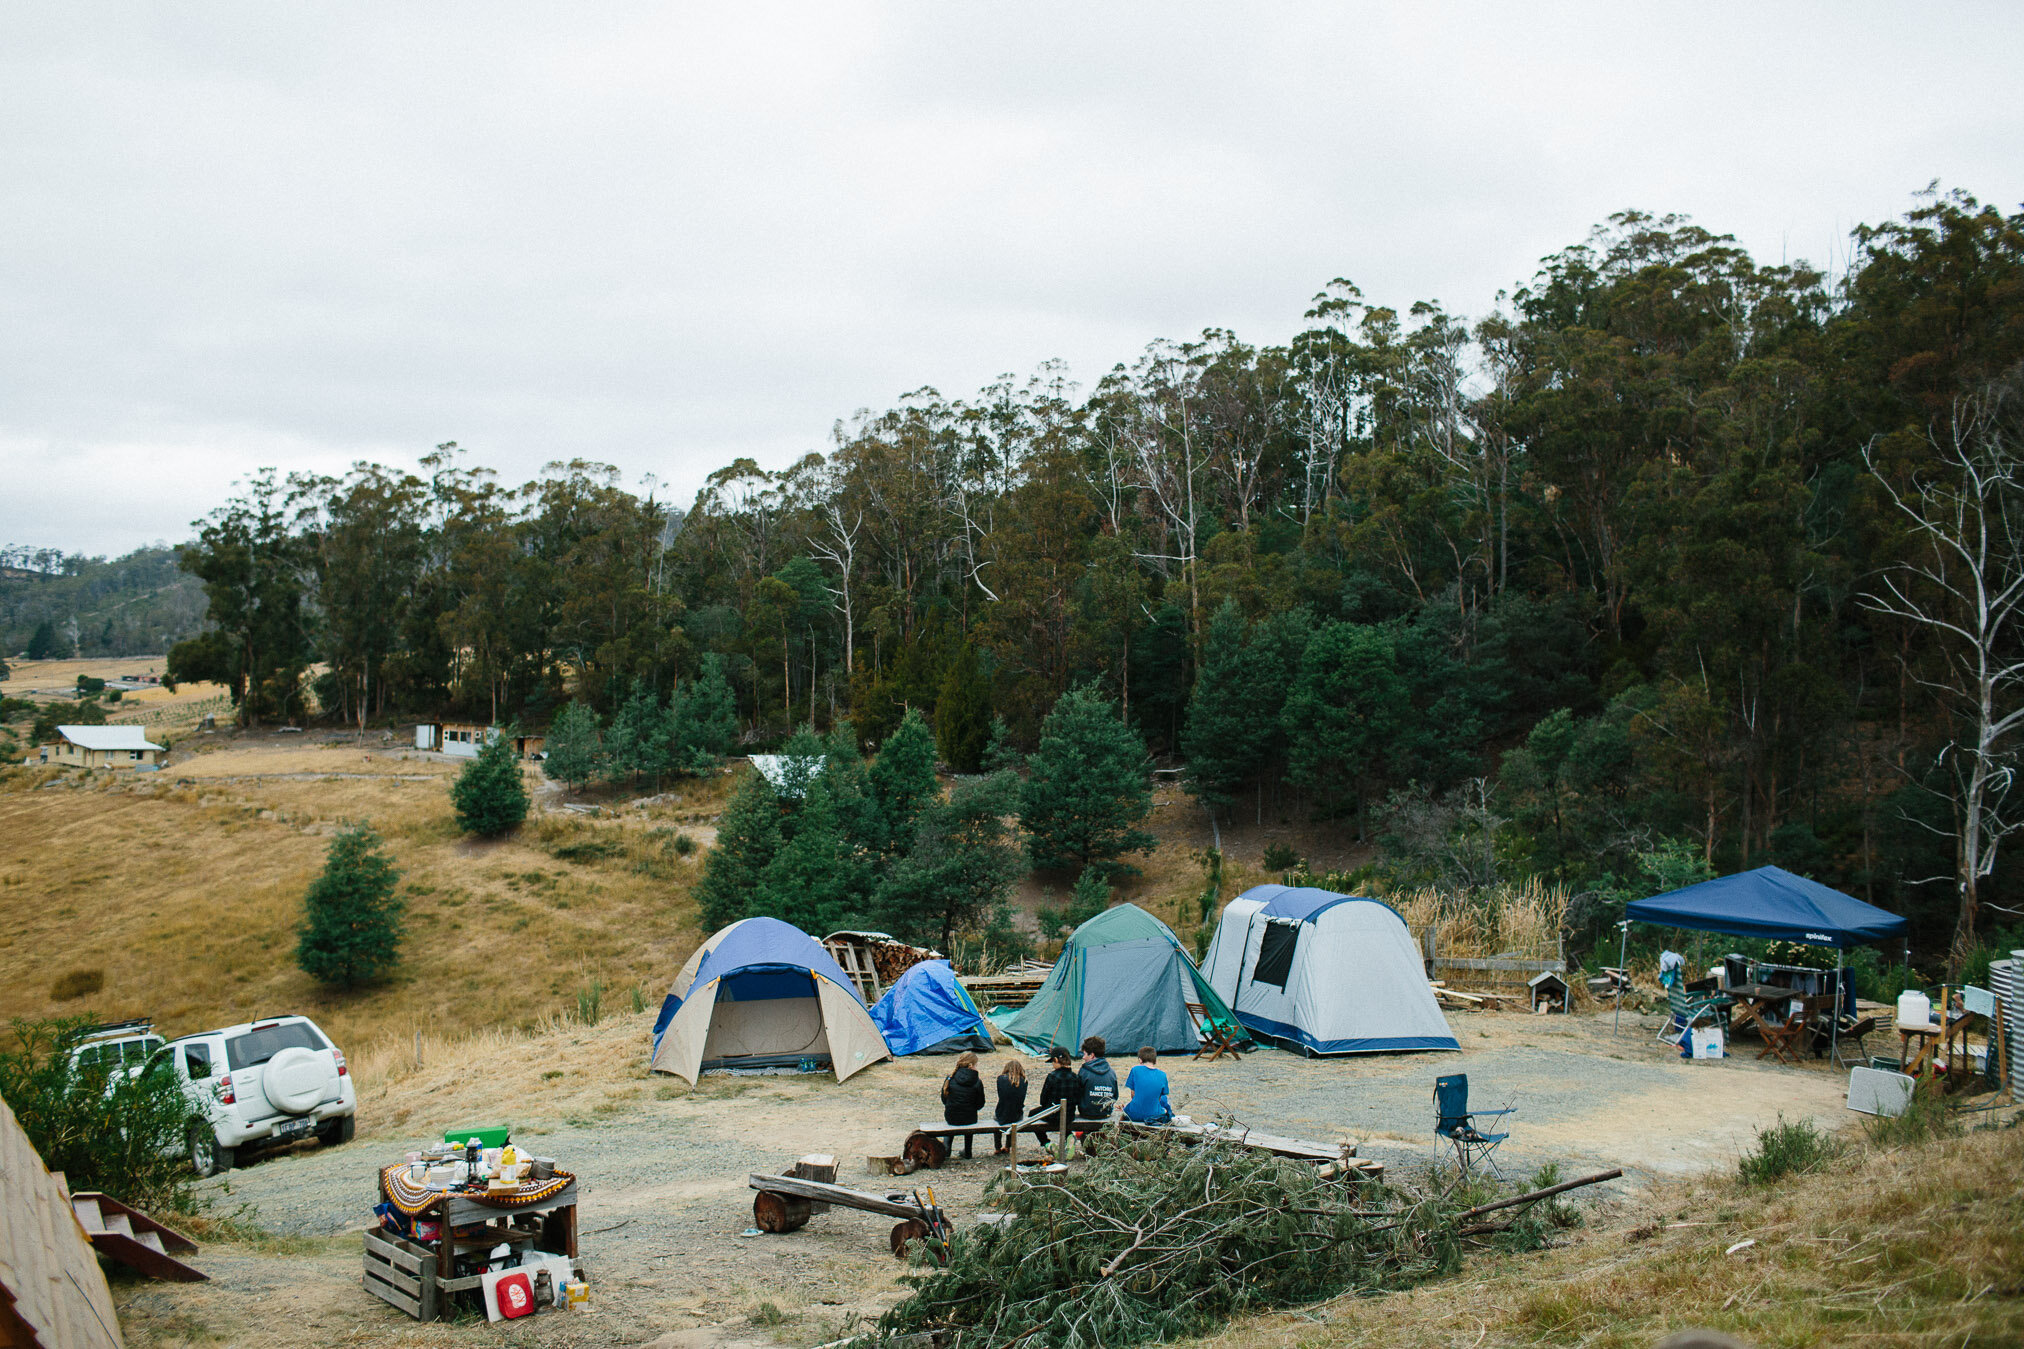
[997,904,1244,1055]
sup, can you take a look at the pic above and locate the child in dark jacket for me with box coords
[1076,1036,1119,1126]
[1034,1046,1081,1147]
[941,1052,987,1158]
[992,1060,1028,1155]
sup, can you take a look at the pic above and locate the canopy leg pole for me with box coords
[1614,921,1629,1036]
[1833,948,1844,1067]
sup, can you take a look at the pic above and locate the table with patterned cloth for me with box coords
[375,1162,579,1300]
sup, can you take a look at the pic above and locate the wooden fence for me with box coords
[0,1093,123,1348]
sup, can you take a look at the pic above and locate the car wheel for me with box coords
[188,1121,234,1177]
[320,1114,355,1147]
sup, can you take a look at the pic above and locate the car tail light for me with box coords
[333,1048,348,1077]
[218,1074,235,1105]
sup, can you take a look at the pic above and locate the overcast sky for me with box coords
[4,3,2018,558]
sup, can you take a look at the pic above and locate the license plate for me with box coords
[276,1118,313,1138]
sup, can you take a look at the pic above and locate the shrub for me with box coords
[50,969,105,1002]
[1262,841,1303,873]
[1861,1092,1958,1150]
[0,1016,193,1214]
[549,838,622,864]
[451,732,530,836]
[576,978,605,1027]
[1739,1115,1842,1185]
[297,824,405,988]
[671,832,695,857]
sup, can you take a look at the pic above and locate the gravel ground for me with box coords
[121,1006,1848,1349]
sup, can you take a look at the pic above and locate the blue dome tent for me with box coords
[649,917,892,1084]
[869,959,994,1056]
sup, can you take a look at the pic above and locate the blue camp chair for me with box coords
[1433,1074,1514,1178]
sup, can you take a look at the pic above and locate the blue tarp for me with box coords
[1625,865,1908,949]
[869,959,992,1056]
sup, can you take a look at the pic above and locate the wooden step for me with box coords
[71,1192,206,1282]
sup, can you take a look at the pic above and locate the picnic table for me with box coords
[1723,983,1830,1064]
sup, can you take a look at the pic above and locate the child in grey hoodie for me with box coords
[1075,1036,1118,1125]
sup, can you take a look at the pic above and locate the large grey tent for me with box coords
[997,904,1243,1055]
[1201,886,1458,1054]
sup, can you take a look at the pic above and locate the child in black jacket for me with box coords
[1034,1046,1081,1148]
[992,1060,1028,1156]
[941,1052,987,1158]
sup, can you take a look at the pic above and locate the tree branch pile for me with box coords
[874,1131,1463,1348]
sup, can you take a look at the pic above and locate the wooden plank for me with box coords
[362,1231,429,1275]
[749,1173,927,1221]
[0,1091,124,1349]
[442,1180,576,1225]
[361,1266,425,1320]
[1115,1119,1356,1163]
[71,1194,198,1255]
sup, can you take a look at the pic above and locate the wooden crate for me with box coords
[363,1229,436,1321]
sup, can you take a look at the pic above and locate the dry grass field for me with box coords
[0,737,720,1057]
[2,655,233,747]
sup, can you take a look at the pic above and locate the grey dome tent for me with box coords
[1201,885,1458,1054]
[997,904,1242,1055]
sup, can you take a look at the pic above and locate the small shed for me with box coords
[37,725,165,770]
[1527,970,1570,1013]
[415,723,499,758]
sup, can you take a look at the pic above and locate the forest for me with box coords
[155,191,2024,974]
[0,545,205,659]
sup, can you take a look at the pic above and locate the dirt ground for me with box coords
[111,1004,1852,1349]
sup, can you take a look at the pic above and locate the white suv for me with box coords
[69,1019,166,1083]
[144,1014,357,1176]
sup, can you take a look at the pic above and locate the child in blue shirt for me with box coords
[1122,1045,1171,1124]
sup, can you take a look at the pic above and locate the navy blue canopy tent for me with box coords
[1626,866,1908,949]
[1618,865,1909,1043]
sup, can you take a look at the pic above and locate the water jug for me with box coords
[1896,990,1931,1028]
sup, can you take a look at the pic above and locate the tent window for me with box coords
[1252,922,1300,988]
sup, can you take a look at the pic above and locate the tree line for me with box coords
[162,190,2024,972]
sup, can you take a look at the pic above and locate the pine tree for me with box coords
[26,620,61,661]
[543,700,600,790]
[1281,622,1407,834]
[603,680,671,786]
[869,707,940,856]
[296,824,405,988]
[450,731,529,835]
[694,769,783,930]
[933,642,993,773]
[982,715,1024,774]
[873,770,1023,950]
[669,653,739,775]
[1182,601,1261,815]
[754,779,867,934]
[1020,684,1156,875]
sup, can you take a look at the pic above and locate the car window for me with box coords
[125,1037,164,1064]
[143,1047,176,1079]
[183,1042,213,1079]
[226,1022,328,1070]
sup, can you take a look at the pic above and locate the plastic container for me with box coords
[443,1125,512,1149]
[1896,990,1932,1028]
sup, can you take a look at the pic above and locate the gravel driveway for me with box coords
[122,1006,1847,1348]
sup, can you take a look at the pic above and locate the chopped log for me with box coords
[753,1191,812,1232]
[1454,1168,1623,1222]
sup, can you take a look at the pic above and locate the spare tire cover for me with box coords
[264,1046,332,1114]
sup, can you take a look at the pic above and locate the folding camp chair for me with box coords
[1433,1074,1514,1178]
[1186,1003,1246,1061]
[1811,1013,1879,1070]
[1658,972,1731,1053]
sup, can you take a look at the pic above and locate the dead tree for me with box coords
[1862,375,2024,973]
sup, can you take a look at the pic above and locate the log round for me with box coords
[753,1191,812,1232]
[889,1218,935,1259]
[902,1131,950,1170]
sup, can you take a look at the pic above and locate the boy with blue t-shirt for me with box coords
[1122,1045,1171,1123]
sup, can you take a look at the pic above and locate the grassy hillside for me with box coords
[0,741,718,1055]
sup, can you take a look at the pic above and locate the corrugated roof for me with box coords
[57,724,165,752]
